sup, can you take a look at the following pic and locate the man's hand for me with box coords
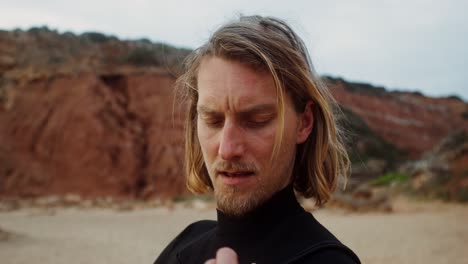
[204,247,239,264]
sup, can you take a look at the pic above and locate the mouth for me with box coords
[219,171,255,178]
[217,171,255,186]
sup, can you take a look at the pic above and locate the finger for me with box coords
[216,247,238,264]
[204,259,216,264]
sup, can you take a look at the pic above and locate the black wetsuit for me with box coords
[154,185,360,264]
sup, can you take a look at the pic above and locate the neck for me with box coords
[216,184,303,235]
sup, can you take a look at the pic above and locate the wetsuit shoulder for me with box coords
[153,220,216,264]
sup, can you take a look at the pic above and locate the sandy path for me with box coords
[0,200,467,264]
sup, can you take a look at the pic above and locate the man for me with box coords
[154,15,361,264]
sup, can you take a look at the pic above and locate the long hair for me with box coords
[176,15,350,205]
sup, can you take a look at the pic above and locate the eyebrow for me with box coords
[197,104,277,115]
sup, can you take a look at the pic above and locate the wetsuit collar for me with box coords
[216,184,304,236]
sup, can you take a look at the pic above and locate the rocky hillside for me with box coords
[0,27,466,201]
[0,26,189,91]
[328,77,468,159]
[0,72,186,199]
[0,27,189,199]
[400,130,468,202]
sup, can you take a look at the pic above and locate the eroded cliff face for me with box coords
[1,73,466,200]
[400,130,468,202]
[0,27,189,200]
[0,73,186,199]
[0,28,466,200]
[328,78,468,159]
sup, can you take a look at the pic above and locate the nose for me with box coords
[218,120,245,160]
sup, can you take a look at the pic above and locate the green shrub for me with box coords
[81,32,114,43]
[371,172,409,186]
[462,111,468,120]
[456,189,468,202]
[123,47,161,66]
[446,95,463,101]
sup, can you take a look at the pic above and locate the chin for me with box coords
[215,185,270,217]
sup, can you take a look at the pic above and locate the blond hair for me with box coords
[176,15,350,205]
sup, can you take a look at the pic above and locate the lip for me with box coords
[217,171,255,186]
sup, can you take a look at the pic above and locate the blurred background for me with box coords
[0,1,467,263]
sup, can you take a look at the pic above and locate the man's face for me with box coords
[196,56,310,216]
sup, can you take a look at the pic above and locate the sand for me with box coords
[0,199,467,264]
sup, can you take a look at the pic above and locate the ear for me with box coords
[296,101,314,144]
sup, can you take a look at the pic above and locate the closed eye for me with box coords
[244,116,274,129]
[201,117,224,128]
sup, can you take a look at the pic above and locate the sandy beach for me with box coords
[0,198,467,264]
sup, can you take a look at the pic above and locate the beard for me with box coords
[214,178,269,217]
[211,160,289,217]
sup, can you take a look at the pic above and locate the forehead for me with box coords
[196,56,277,109]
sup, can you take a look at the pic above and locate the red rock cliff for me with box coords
[0,28,467,200]
[0,72,186,199]
[328,78,468,159]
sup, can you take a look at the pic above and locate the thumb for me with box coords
[216,247,238,264]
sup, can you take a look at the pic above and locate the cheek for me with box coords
[197,124,217,160]
[197,119,210,144]
[249,128,277,160]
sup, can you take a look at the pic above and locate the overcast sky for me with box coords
[1,0,467,100]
